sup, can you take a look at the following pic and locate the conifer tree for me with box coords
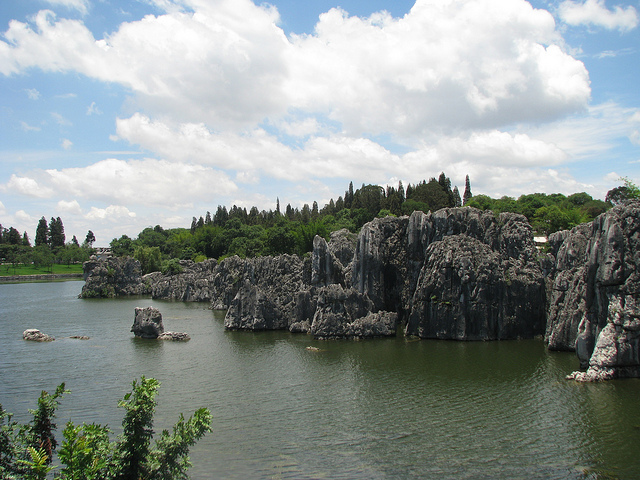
[35,217,49,247]
[463,175,473,205]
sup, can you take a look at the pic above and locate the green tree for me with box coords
[110,235,135,257]
[463,175,472,205]
[85,231,96,248]
[134,246,162,275]
[0,377,212,480]
[35,217,49,247]
[49,217,65,249]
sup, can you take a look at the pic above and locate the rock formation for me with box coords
[130,306,190,340]
[131,306,165,339]
[546,201,640,379]
[23,329,54,342]
[81,202,640,380]
[81,256,149,298]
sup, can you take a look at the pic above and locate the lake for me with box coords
[1,280,639,479]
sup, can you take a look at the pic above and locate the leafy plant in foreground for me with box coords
[0,377,212,480]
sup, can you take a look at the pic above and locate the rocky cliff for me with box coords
[80,203,640,379]
[545,201,640,379]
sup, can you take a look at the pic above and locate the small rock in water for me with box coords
[70,335,90,340]
[23,329,54,342]
[157,331,190,341]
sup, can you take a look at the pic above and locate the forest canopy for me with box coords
[108,174,616,275]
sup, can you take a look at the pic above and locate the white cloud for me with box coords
[43,158,237,208]
[57,199,83,214]
[0,201,5,215]
[2,175,53,198]
[86,101,102,115]
[61,138,73,149]
[20,121,41,132]
[43,0,89,15]
[558,0,639,32]
[51,112,72,126]
[0,0,589,136]
[25,88,40,99]
[85,205,136,221]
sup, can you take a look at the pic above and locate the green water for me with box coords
[1,281,639,479]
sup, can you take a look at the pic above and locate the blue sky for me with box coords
[1,0,639,246]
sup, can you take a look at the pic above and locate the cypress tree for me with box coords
[463,175,473,205]
[35,216,49,247]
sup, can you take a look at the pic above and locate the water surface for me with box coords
[1,281,639,479]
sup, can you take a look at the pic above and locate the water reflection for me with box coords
[1,281,640,479]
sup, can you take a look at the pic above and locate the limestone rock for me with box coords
[131,306,165,339]
[148,259,218,302]
[23,329,54,342]
[158,331,191,341]
[546,202,640,366]
[224,255,307,330]
[309,284,396,339]
[81,256,149,298]
[567,294,640,381]
[405,235,545,340]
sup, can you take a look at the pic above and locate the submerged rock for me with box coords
[23,329,54,342]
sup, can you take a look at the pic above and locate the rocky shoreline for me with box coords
[0,273,83,283]
[80,203,640,381]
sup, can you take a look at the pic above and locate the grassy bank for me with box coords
[0,263,84,277]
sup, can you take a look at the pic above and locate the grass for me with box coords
[0,263,84,277]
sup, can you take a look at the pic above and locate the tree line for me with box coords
[110,173,474,274]
[0,217,96,274]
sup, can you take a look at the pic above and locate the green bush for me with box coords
[0,377,211,480]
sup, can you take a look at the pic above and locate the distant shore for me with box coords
[0,273,83,283]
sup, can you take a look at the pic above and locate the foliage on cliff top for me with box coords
[112,174,621,273]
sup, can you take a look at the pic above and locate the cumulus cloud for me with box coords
[2,175,53,198]
[0,0,589,136]
[85,205,136,221]
[57,199,83,214]
[558,0,639,32]
[42,158,237,208]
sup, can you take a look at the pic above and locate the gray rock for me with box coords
[158,331,191,341]
[546,202,640,364]
[567,293,640,381]
[81,256,149,298]
[131,306,165,339]
[148,259,218,302]
[23,329,54,342]
[405,235,545,340]
[310,284,396,339]
[224,255,307,330]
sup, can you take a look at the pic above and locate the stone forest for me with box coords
[81,201,640,383]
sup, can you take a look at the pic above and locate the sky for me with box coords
[1,0,639,247]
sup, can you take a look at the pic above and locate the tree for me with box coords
[134,246,162,275]
[35,217,49,247]
[463,175,472,205]
[85,230,96,247]
[49,217,65,249]
[452,186,462,207]
[0,377,212,480]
